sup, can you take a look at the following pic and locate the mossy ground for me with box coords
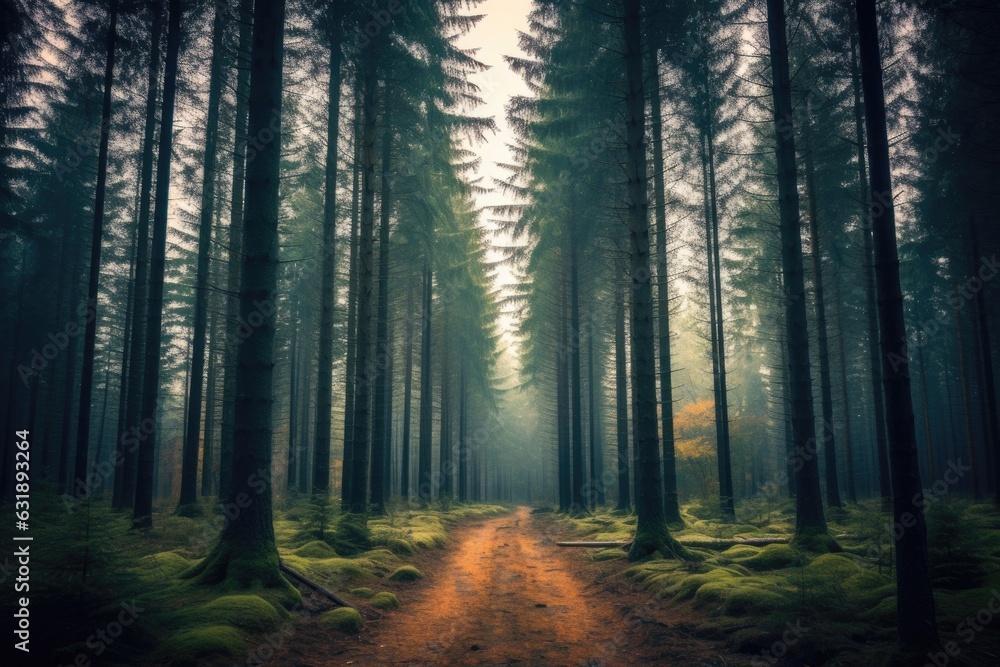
[4,491,507,666]
[563,497,1000,665]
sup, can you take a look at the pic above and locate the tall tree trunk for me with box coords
[185,0,294,598]
[74,0,118,498]
[850,23,891,503]
[569,232,585,513]
[968,221,999,504]
[765,0,828,539]
[349,54,378,514]
[287,294,299,491]
[458,360,467,502]
[803,118,842,508]
[557,273,571,512]
[624,0,685,560]
[201,312,218,496]
[113,207,137,505]
[417,264,433,505]
[615,274,630,511]
[856,0,938,647]
[370,102,392,513]
[401,279,415,499]
[219,0,253,502]
[648,45,679,524]
[701,121,735,520]
[341,90,362,509]
[179,0,225,513]
[313,15,344,496]
[587,323,603,507]
[833,266,857,502]
[956,311,979,498]
[133,0,182,528]
[439,332,452,500]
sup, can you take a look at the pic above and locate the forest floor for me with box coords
[272,506,748,666]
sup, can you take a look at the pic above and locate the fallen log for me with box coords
[556,536,790,549]
[280,561,350,607]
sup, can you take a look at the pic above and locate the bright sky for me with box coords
[455,0,534,349]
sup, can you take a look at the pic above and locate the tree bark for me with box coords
[313,13,344,496]
[765,0,828,538]
[615,274,630,511]
[856,0,938,647]
[850,23,891,503]
[74,0,118,498]
[348,54,378,514]
[370,101,392,513]
[185,0,295,600]
[219,0,253,502]
[624,0,686,561]
[133,0,182,528]
[803,116,841,508]
[179,0,225,513]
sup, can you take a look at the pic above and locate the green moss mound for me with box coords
[185,595,283,633]
[330,513,372,556]
[741,544,800,571]
[370,591,400,610]
[350,587,374,598]
[320,607,363,634]
[860,596,897,627]
[385,538,415,556]
[159,624,246,666]
[387,565,421,581]
[295,540,339,559]
[139,551,193,578]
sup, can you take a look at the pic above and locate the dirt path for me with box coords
[277,506,745,666]
[358,506,621,665]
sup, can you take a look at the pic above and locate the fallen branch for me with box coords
[557,536,790,549]
[280,560,350,607]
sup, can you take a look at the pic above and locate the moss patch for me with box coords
[385,538,415,556]
[158,624,246,666]
[370,591,400,610]
[319,607,363,634]
[741,544,801,571]
[349,587,374,599]
[387,565,421,581]
[294,540,339,559]
[184,595,283,633]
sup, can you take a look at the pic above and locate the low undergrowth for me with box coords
[560,497,1000,666]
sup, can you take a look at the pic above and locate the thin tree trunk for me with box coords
[341,88,362,509]
[201,312,218,496]
[348,54,378,514]
[113,207,137,505]
[287,294,299,492]
[74,0,118,498]
[179,0,225,512]
[417,264,433,504]
[569,232,585,512]
[968,221,999,504]
[856,0,938,646]
[557,273,570,512]
[615,275,630,511]
[833,266,857,502]
[313,14,344,496]
[401,279,415,499]
[587,323,603,507]
[370,101,392,513]
[804,118,841,508]
[133,0,182,528]
[850,24,891,503]
[648,45,679,524]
